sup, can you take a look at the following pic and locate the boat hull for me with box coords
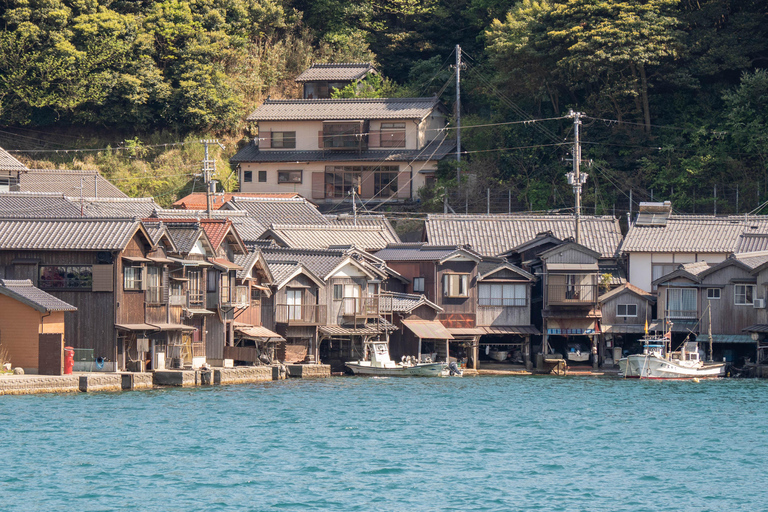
[345,362,447,377]
[488,350,508,362]
[619,354,725,379]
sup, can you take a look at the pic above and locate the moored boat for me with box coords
[618,336,725,379]
[345,341,447,377]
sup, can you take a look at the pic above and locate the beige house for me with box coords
[231,75,454,204]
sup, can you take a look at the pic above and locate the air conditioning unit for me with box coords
[754,298,765,309]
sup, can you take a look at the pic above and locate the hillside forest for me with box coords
[0,0,766,214]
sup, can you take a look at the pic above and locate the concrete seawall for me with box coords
[0,364,332,396]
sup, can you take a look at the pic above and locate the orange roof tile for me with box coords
[173,192,303,210]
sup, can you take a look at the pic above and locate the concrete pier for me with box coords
[153,370,198,387]
[0,375,80,396]
[286,364,331,378]
[214,366,272,385]
[79,374,122,393]
[121,373,154,391]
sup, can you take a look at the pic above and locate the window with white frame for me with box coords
[124,266,142,291]
[479,283,526,306]
[735,284,755,305]
[413,277,425,293]
[666,288,696,318]
[443,273,469,298]
[617,304,638,317]
[707,288,721,300]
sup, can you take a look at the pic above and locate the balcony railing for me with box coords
[478,298,527,307]
[169,292,187,307]
[547,284,597,305]
[341,297,379,318]
[145,286,166,305]
[665,309,698,319]
[275,304,327,325]
[235,286,249,307]
[189,291,204,307]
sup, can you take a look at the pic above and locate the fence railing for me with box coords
[665,309,698,319]
[275,304,327,325]
[547,284,597,304]
[341,297,379,317]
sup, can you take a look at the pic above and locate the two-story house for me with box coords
[655,253,768,364]
[230,93,454,203]
[598,283,656,365]
[621,201,768,292]
[260,246,392,371]
[0,217,159,372]
[536,241,603,369]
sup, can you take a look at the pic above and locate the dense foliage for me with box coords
[0,0,765,214]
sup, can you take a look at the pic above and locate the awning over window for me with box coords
[479,325,540,335]
[122,255,151,263]
[209,258,243,271]
[602,324,647,334]
[147,256,174,264]
[149,323,197,331]
[546,263,598,272]
[402,320,454,340]
[116,323,158,331]
[184,308,214,315]
[708,334,755,344]
[234,325,284,341]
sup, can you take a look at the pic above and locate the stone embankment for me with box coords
[0,364,331,396]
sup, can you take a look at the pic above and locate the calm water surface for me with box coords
[1,376,767,511]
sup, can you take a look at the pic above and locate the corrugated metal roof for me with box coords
[0,279,77,312]
[426,214,622,258]
[264,224,399,251]
[230,136,454,163]
[295,63,375,82]
[0,147,28,171]
[480,326,540,335]
[709,334,754,344]
[0,218,141,250]
[379,292,442,313]
[622,215,768,253]
[16,169,126,198]
[319,324,386,335]
[401,319,454,340]
[246,97,442,121]
[234,324,284,340]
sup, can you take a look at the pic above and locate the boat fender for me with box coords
[485,346,490,356]
[95,357,105,370]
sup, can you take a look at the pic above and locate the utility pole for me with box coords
[456,44,461,191]
[350,187,358,226]
[200,139,225,219]
[566,110,588,244]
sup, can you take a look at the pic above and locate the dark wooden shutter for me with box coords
[397,169,410,198]
[312,172,325,199]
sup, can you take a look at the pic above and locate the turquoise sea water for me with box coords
[1,376,767,511]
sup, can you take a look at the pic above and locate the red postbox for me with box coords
[64,346,74,375]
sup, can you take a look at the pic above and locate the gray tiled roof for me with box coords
[15,169,126,198]
[733,252,768,269]
[0,192,82,218]
[374,243,478,262]
[0,279,77,312]
[380,292,441,313]
[230,136,455,163]
[246,97,442,121]
[262,247,347,280]
[0,147,28,171]
[325,214,399,240]
[0,218,141,250]
[163,225,204,255]
[426,214,623,258]
[235,249,264,280]
[736,233,768,253]
[228,197,327,229]
[76,197,159,218]
[264,223,400,251]
[295,63,376,82]
[622,215,768,253]
[152,207,265,244]
[477,260,535,281]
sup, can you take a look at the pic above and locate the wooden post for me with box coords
[524,335,532,370]
[473,337,478,370]
[592,335,599,370]
[446,339,450,363]
[418,337,422,363]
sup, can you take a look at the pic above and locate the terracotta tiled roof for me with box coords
[295,63,375,82]
[622,215,768,253]
[246,97,443,121]
[425,214,622,258]
[172,192,302,210]
[0,279,77,312]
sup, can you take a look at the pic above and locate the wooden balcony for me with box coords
[547,284,597,305]
[169,292,187,307]
[276,304,326,326]
[189,291,205,308]
[341,297,379,319]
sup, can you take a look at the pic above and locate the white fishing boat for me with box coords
[618,336,725,379]
[565,343,590,362]
[488,349,508,362]
[345,341,446,377]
